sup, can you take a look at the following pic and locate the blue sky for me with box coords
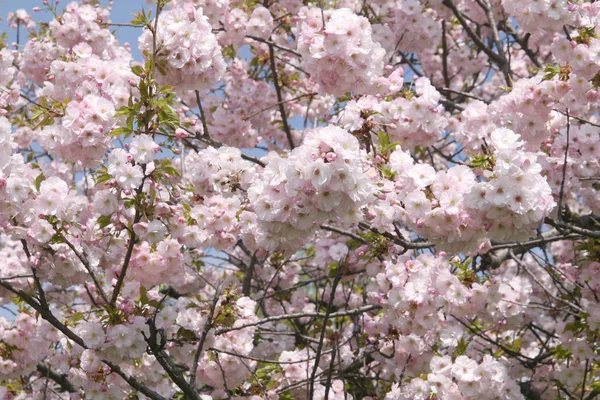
[0,0,147,60]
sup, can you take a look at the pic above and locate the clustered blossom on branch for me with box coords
[1,0,600,399]
[296,7,386,96]
[247,125,374,251]
[138,6,226,92]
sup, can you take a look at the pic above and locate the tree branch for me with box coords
[268,43,295,150]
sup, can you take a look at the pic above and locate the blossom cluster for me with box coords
[339,77,448,149]
[247,125,374,251]
[49,2,119,59]
[296,7,386,96]
[37,95,116,168]
[363,253,529,399]
[138,7,226,92]
[465,128,555,241]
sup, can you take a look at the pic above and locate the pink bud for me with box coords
[33,6,41,11]
[133,222,148,235]
[586,90,599,102]
[356,244,369,256]
[175,128,188,139]
[364,209,377,221]
[30,256,40,268]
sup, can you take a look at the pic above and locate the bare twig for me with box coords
[216,304,381,335]
[268,43,295,150]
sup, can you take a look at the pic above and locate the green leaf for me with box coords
[97,215,112,229]
[115,105,131,118]
[589,380,600,391]
[554,344,572,360]
[456,337,470,356]
[139,285,149,305]
[110,127,132,137]
[279,392,294,400]
[157,103,180,129]
[50,233,65,244]
[96,173,112,185]
[327,261,340,278]
[70,312,85,323]
[34,173,46,191]
[131,65,144,77]
[130,8,151,26]
[377,131,390,147]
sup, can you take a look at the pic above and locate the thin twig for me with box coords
[268,43,295,150]
[558,109,570,221]
[215,304,381,335]
[190,288,221,387]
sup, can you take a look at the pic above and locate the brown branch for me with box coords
[309,263,343,399]
[242,92,317,121]
[557,109,570,221]
[103,360,167,400]
[441,21,451,89]
[268,43,295,150]
[63,238,110,305]
[110,194,143,305]
[143,319,200,400]
[0,280,86,348]
[194,90,211,139]
[480,229,582,270]
[246,35,302,57]
[215,304,381,335]
[190,289,221,387]
[442,0,505,65]
[36,364,77,393]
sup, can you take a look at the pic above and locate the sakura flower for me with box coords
[28,220,55,244]
[129,134,159,164]
[452,356,479,382]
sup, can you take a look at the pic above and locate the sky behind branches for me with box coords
[0,0,147,59]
